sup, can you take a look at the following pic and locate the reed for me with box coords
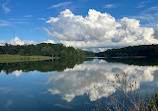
[85,73,158,111]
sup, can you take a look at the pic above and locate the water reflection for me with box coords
[105,58,158,66]
[47,59,158,102]
[0,58,84,75]
[0,58,158,111]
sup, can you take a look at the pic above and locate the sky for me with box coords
[0,0,158,52]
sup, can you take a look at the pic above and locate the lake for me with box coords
[0,58,158,111]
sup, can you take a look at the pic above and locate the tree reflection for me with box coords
[0,58,85,74]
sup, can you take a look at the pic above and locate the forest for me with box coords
[1,43,158,58]
[0,43,86,58]
[96,44,158,57]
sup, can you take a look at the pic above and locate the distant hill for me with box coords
[96,44,158,57]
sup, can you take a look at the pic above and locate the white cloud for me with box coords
[12,70,22,77]
[136,2,147,8]
[9,18,26,21]
[47,59,157,102]
[103,4,117,8]
[0,37,56,46]
[24,15,33,18]
[1,0,10,13]
[82,47,109,52]
[143,6,158,13]
[0,20,11,26]
[43,39,56,44]
[8,37,37,45]
[46,9,158,49]
[98,48,110,52]
[133,4,158,28]
[154,25,158,39]
[0,19,27,27]
[0,40,5,46]
[0,87,12,93]
[38,18,46,21]
[5,100,13,110]
[48,1,72,9]
[132,13,158,28]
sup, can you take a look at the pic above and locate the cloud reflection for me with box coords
[47,59,157,102]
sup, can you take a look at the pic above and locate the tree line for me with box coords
[0,43,87,58]
[96,44,158,57]
[2,43,156,58]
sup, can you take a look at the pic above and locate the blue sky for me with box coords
[0,0,158,51]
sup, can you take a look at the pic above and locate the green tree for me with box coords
[41,46,54,56]
[20,49,26,56]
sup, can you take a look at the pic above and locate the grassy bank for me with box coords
[0,55,52,63]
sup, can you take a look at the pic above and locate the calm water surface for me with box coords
[0,58,158,111]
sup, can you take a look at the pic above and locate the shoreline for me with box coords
[0,55,53,63]
[86,56,147,59]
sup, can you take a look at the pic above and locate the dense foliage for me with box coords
[104,58,158,66]
[0,58,84,74]
[0,43,86,58]
[96,44,158,57]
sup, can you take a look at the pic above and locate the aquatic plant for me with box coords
[85,73,158,111]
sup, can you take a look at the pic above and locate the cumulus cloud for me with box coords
[43,39,56,44]
[153,25,158,39]
[8,37,37,45]
[0,37,56,46]
[0,40,5,46]
[98,48,110,52]
[81,47,110,52]
[1,0,10,13]
[12,70,22,77]
[47,59,157,102]
[46,9,158,50]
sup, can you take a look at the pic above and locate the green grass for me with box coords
[0,55,52,63]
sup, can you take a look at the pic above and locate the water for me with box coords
[0,58,158,111]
